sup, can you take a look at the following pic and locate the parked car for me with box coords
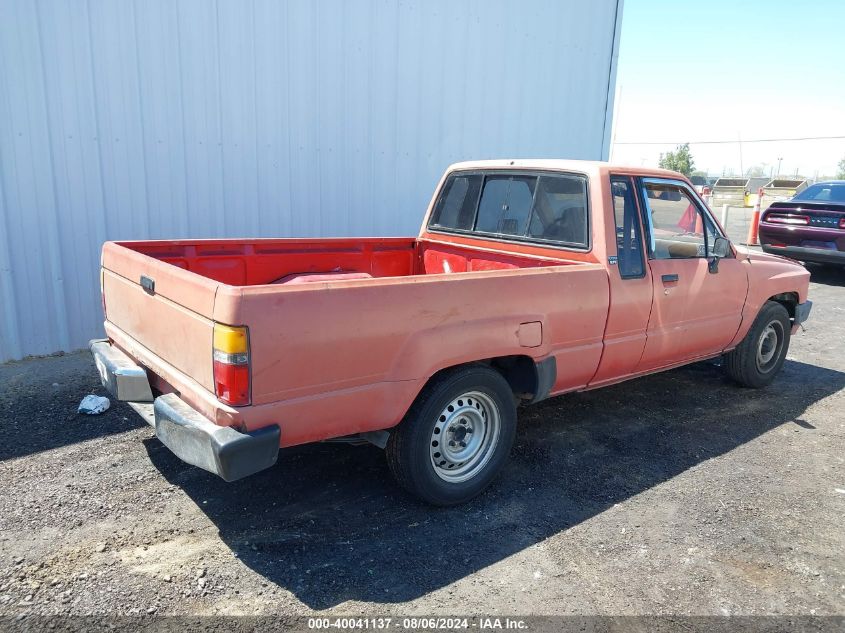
[91,160,812,505]
[759,180,845,266]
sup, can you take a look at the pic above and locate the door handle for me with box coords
[661,273,679,283]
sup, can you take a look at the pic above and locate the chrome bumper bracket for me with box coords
[89,339,154,402]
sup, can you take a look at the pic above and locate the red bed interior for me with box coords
[119,238,572,286]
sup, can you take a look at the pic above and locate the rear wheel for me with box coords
[386,365,517,506]
[723,301,791,388]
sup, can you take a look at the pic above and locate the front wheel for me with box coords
[723,301,791,388]
[386,365,517,506]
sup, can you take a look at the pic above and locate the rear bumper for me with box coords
[761,244,845,266]
[154,393,280,482]
[90,340,280,481]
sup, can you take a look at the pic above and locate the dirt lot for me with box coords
[1,264,843,620]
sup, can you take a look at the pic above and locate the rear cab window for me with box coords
[428,171,590,249]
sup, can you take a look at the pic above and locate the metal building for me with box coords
[0,0,623,362]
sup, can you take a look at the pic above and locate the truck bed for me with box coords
[101,237,607,446]
[112,236,583,285]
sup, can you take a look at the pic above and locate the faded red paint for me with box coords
[99,160,810,448]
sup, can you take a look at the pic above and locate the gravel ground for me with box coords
[0,264,843,620]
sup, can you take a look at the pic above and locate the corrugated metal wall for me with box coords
[0,0,622,362]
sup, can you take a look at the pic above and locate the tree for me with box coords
[745,164,766,177]
[658,143,695,177]
[837,157,845,180]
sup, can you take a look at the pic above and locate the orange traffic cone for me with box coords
[746,188,763,246]
[702,186,712,208]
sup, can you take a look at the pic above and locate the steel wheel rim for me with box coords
[429,391,501,483]
[756,321,783,373]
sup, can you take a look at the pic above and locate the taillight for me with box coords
[213,324,251,406]
[840,218,845,229]
[764,213,809,226]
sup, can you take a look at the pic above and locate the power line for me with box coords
[613,135,845,145]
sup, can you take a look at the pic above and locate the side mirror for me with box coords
[708,236,731,273]
[712,236,730,258]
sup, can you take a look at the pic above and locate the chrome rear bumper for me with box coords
[154,393,279,481]
[89,340,280,481]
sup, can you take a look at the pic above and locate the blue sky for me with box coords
[611,0,845,177]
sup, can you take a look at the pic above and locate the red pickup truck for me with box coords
[91,160,812,505]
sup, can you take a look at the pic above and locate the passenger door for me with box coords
[636,178,747,371]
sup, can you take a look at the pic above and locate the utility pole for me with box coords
[738,132,744,176]
[776,157,783,177]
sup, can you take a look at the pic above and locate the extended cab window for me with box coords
[640,181,719,259]
[429,174,483,231]
[429,172,589,248]
[611,177,645,278]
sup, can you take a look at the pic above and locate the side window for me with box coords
[429,174,483,231]
[475,176,536,236]
[526,175,588,246]
[611,177,644,278]
[641,182,718,259]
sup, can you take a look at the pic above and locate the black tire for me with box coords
[386,365,517,506]
[723,301,791,388]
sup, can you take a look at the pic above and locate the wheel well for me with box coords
[769,292,798,319]
[489,355,538,401]
[428,355,553,404]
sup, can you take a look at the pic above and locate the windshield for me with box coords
[793,183,845,203]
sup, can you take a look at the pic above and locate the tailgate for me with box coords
[101,242,221,392]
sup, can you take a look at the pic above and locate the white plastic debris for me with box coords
[78,394,110,415]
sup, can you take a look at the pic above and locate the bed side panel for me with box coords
[220,265,609,443]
